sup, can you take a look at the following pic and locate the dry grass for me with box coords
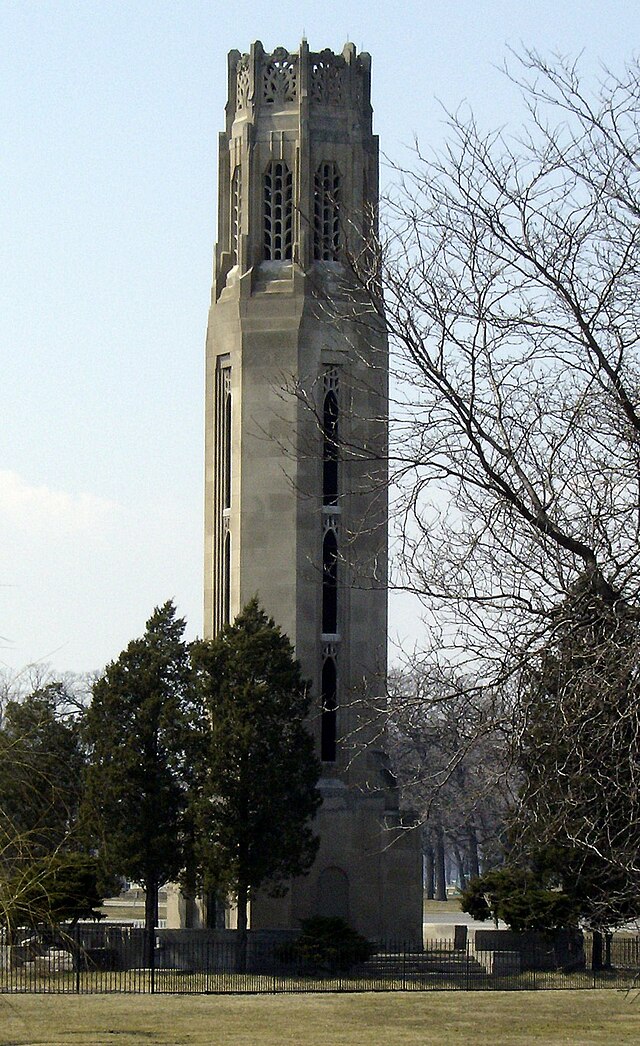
[0,989,638,1045]
[422,897,462,915]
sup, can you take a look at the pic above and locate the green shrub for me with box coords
[282,917,374,972]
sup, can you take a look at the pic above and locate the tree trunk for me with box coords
[467,825,480,879]
[204,890,216,929]
[424,838,435,900]
[592,930,603,971]
[434,825,447,901]
[144,879,158,971]
[236,881,248,972]
[205,891,227,929]
[452,841,467,891]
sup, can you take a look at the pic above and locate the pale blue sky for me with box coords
[1,1,638,674]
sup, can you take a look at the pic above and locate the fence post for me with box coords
[272,938,277,995]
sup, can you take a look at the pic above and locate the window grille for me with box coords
[314,162,341,260]
[264,161,293,260]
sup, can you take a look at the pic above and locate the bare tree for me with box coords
[343,52,640,903]
[386,668,511,897]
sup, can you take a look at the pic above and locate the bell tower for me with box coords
[204,41,423,943]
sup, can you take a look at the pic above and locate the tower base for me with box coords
[250,777,423,944]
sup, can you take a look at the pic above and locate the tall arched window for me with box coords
[323,389,338,505]
[314,162,341,260]
[224,531,231,625]
[322,529,338,634]
[321,656,337,762]
[223,392,232,510]
[264,161,293,260]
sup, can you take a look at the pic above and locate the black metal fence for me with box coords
[1,925,638,994]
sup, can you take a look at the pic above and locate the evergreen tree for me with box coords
[463,577,640,960]
[513,576,640,931]
[0,683,85,870]
[460,866,579,934]
[4,852,107,929]
[191,599,321,966]
[82,602,197,938]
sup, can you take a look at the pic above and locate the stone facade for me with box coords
[202,40,423,944]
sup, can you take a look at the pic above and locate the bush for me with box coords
[281,917,374,972]
[460,868,578,932]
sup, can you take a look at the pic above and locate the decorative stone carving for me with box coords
[322,512,340,536]
[322,642,339,660]
[236,55,250,111]
[263,48,297,106]
[324,367,339,393]
[311,51,344,105]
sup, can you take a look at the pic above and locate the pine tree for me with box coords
[191,599,321,966]
[82,602,197,939]
[514,577,640,932]
[0,683,85,866]
[0,683,88,931]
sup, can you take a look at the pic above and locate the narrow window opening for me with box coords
[224,532,231,625]
[314,162,341,260]
[223,393,232,510]
[264,161,293,260]
[231,166,241,264]
[322,530,338,634]
[321,656,337,762]
[322,389,338,505]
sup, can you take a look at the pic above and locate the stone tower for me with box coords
[203,40,423,943]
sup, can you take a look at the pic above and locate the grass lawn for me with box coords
[0,989,638,1045]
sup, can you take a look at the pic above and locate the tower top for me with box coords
[213,40,379,293]
[225,40,372,131]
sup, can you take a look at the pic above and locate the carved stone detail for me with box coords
[323,512,340,536]
[324,367,339,394]
[322,642,339,660]
[263,48,297,106]
[236,56,250,110]
[311,51,344,105]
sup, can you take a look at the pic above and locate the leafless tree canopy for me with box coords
[386,669,511,894]
[350,52,640,897]
[371,53,640,669]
